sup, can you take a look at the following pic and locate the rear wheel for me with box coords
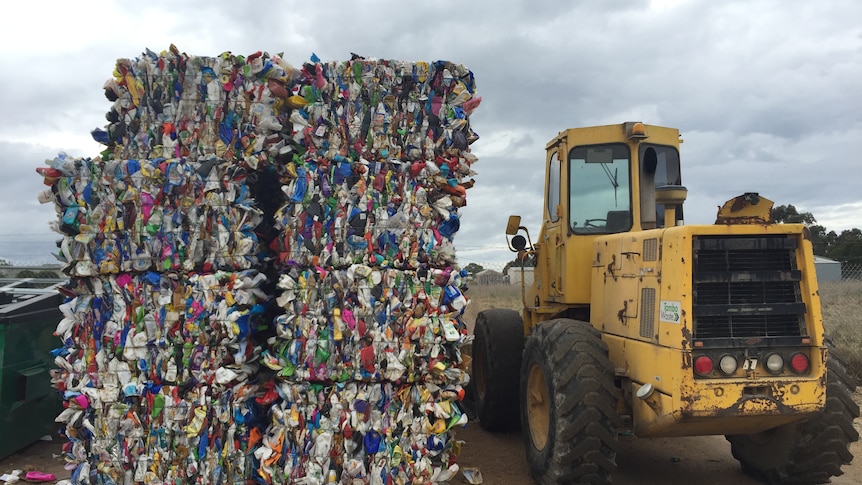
[726,348,860,484]
[521,319,622,484]
[468,308,524,431]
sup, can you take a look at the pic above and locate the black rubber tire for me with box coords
[520,319,622,484]
[726,348,860,484]
[468,308,525,432]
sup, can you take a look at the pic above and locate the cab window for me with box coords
[640,144,682,227]
[547,151,561,222]
[569,144,632,234]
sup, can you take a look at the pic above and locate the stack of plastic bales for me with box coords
[38,46,480,484]
[257,56,478,483]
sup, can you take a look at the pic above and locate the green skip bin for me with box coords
[0,278,63,459]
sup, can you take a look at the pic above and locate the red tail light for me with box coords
[789,352,810,374]
[694,355,714,376]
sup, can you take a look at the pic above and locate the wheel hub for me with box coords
[527,362,550,450]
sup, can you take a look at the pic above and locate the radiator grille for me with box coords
[640,288,656,338]
[692,235,804,339]
[695,281,799,305]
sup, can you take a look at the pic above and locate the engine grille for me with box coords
[640,287,656,338]
[692,235,805,339]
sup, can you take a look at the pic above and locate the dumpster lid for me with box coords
[0,278,65,319]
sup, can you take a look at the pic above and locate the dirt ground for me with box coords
[3,397,862,485]
[0,435,67,481]
[456,421,862,484]
[454,389,862,484]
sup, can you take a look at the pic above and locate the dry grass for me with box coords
[821,281,862,378]
[463,281,862,378]
[462,284,523,332]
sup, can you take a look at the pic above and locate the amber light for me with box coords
[627,121,648,140]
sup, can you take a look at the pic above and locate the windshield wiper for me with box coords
[600,163,619,205]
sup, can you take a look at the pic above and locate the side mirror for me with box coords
[506,215,533,253]
[505,215,521,235]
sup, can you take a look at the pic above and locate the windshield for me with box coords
[569,144,632,234]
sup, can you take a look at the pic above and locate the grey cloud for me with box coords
[1,0,859,266]
[0,141,67,264]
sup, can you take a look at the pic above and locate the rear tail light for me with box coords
[694,355,714,376]
[789,352,810,374]
[718,355,738,375]
[764,353,784,374]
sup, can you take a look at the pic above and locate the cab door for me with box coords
[541,149,565,300]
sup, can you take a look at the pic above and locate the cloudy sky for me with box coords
[1,0,860,268]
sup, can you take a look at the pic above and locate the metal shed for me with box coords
[814,255,842,282]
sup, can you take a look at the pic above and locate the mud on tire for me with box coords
[520,319,622,484]
[726,348,860,484]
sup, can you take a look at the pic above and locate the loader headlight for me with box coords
[765,353,784,374]
[718,355,738,375]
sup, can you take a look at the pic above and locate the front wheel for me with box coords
[726,348,860,484]
[468,308,524,432]
[521,319,622,484]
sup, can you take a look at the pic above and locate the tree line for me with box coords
[772,205,862,265]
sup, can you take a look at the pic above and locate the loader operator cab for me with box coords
[566,142,682,234]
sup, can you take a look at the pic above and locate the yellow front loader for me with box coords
[469,122,859,484]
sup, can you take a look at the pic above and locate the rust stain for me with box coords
[681,326,692,352]
[771,382,787,401]
[617,300,628,323]
[678,383,699,416]
[715,216,769,225]
[607,254,618,281]
[819,347,829,388]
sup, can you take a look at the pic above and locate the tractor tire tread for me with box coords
[523,319,621,484]
[472,308,524,432]
[727,347,860,484]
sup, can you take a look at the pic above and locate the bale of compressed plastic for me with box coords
[50,270,269,483]
[253,380,466,484]
[264,264,469,384]
[94,49,481,175]
[38,155,264,276]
